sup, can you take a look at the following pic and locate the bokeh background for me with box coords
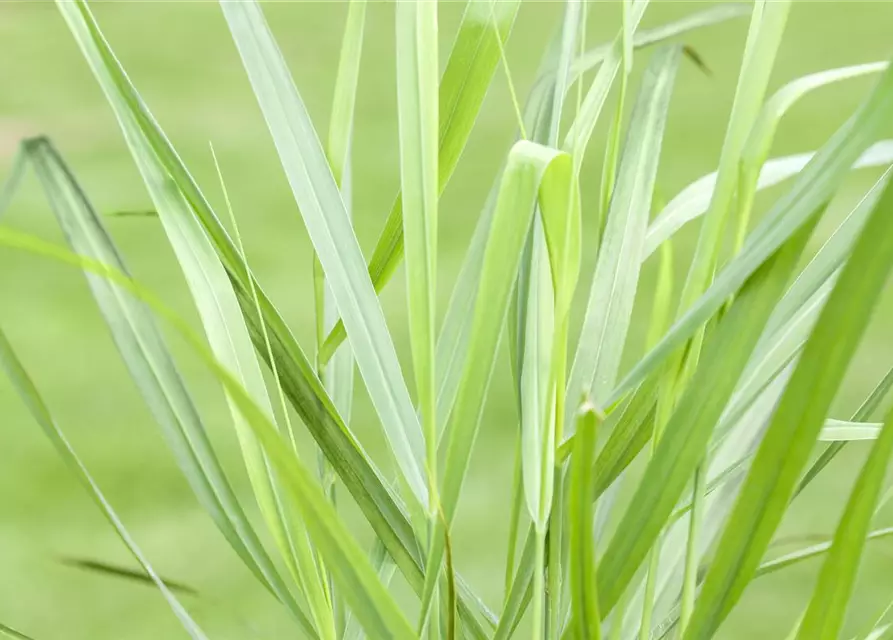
[3,1,893,638]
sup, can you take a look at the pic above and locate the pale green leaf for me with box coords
[396,0,439,524]
[644,140,893,260]
[567,44,681,412]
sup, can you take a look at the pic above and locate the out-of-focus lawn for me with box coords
[2,2,893,638]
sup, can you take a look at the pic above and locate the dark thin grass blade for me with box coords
[59,557,198,596]
[0,622,35,640]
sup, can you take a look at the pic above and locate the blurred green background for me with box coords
[3,1,893,638]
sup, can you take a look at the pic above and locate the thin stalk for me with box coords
[548,316,570,631]
[490,0,528,140]
[534,529,547,640]
[638,238,675,639]
[680,464,705,631]
[504,436,525,602]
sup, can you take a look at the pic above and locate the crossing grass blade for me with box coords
[713,168,891,449]
[395,0,442,632]
[755,527,893,578]
[18,137,317,635]
[0,229,417,640]
[567,44,681,413]
[798,364,893,495]
[220,0,429,512]
[683,155,893,640]
[595,212,815,616]
[320,0,522,361]
[797,408,893,639]
[0,327,208,640]
[643,140,893,260]
[569,4,749,83]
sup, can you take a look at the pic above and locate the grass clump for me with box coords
[3,1,893,638]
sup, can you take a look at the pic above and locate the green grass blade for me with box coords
[20,137,317,634]
[609,61,893,409]
[563,1,649,157]
[797,408,893,639]
[596,213,814,616]
[0,328,208,640]
[755,527,893,578]
[211,147,336,639]
[0,230,415,640]
[569,4,749,83]
[567,44,681,412]
[0,622,34,640]
[798,364,893,494]
[644,140,893,260]
[59,556,197,596]
[818,420,882,441]
[684,159,893,640]
[328,0,367,189]
[396,0,439,518]
[321,0,522,359]
[569,406,602,639]
[395,0,441,632]
[321,0,366,422]
[220,0,429,511]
